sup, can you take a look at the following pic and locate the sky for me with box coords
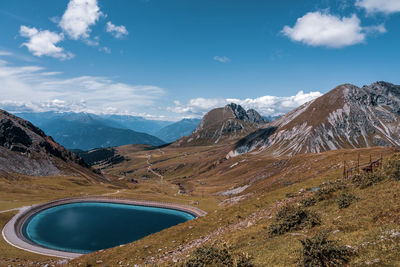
[0,0,399,121]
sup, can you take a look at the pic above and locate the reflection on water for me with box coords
[24,202,194,253]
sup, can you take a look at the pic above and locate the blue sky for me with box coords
[0,0,399,120]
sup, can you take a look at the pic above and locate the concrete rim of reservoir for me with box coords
[2,196,207,259]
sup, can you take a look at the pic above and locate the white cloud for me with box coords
[99,46,111,53]
[356,0,400,14]
[19,26,74,60]
[282,12,385,48]
[213,56,231,63]
[106,21,129,39]
[0,51,13,56]
[59,0,102,40]
[168,91,322,117]
[0,59,165,115]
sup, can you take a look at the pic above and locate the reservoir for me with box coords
[22,202,195,254]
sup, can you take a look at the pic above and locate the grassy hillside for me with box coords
[1,146,399,266]
[69,146,398,266]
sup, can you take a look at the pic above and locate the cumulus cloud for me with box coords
[282,12,385,48]
[356,0,400,14]
[19,26,74,60]
[59,0,102,40]
[106,21,129,39]
[0,59,165,115]
[213,56,231,63]
[168,91,322,117]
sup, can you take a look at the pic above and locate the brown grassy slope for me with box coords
[71,146,398,266]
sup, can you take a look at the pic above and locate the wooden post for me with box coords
[343,160,346,178]
[357,153,360,173]
[370,154,372,164]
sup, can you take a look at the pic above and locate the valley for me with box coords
[1,82,400,266]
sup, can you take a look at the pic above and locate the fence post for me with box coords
[343,160,346,178]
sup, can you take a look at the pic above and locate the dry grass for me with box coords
[0,146,399,266]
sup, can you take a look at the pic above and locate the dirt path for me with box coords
[102,189,127,196]
[146,154,164,180]
[0,207,24,214]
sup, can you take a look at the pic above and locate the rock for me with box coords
[232,82,400,156]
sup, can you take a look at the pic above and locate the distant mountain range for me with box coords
[16,112,165,150]
[0,109,101,179]
[231,81,400,156]
[154,118,201,143]
[13,112,203,150]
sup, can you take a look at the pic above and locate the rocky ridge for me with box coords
[231,82,400,156]
[176,103,267,146]
[0,109,91,176]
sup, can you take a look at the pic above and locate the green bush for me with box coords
[183,245,253,267]
[384,154,400,181]
[315,180,347,201]
[351,171,384,189]
[298,231,353,267]
[336,192,358,209]
[269,204,321,236]
[300,197,317,207]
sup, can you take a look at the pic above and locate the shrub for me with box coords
[351,171,384,189]
[298,231,353,267]
[269,204,321,236]
[183,245,253,267]
[286,192,296,198]
[300,197,317,207]
[315,180,347,201]
[336,192,358,209]
[384,154,400,181]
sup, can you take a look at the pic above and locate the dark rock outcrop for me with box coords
[0,109,91,176]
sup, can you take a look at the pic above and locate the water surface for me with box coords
[23,202,194,253]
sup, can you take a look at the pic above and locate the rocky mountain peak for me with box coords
[176,103,266,146]
[231,81,400,157]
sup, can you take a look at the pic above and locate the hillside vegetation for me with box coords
[66,146,400,266]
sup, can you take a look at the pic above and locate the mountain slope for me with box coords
[154,118,201,143]
[41,119,165,150]
[15,112,166,150]
[0,109,96,176]
[232,81,400,156]
[98,114,172,134]
[175,103,267,146]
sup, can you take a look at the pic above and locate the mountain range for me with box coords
[2,81,400,266]
[14,112,200,150]
[175,103,267,146]
[231,81,400,156]
[0,109,102,179]
[154,118,201,143]
[15,112,165,150]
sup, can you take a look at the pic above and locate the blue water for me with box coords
[23,202,195,254]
